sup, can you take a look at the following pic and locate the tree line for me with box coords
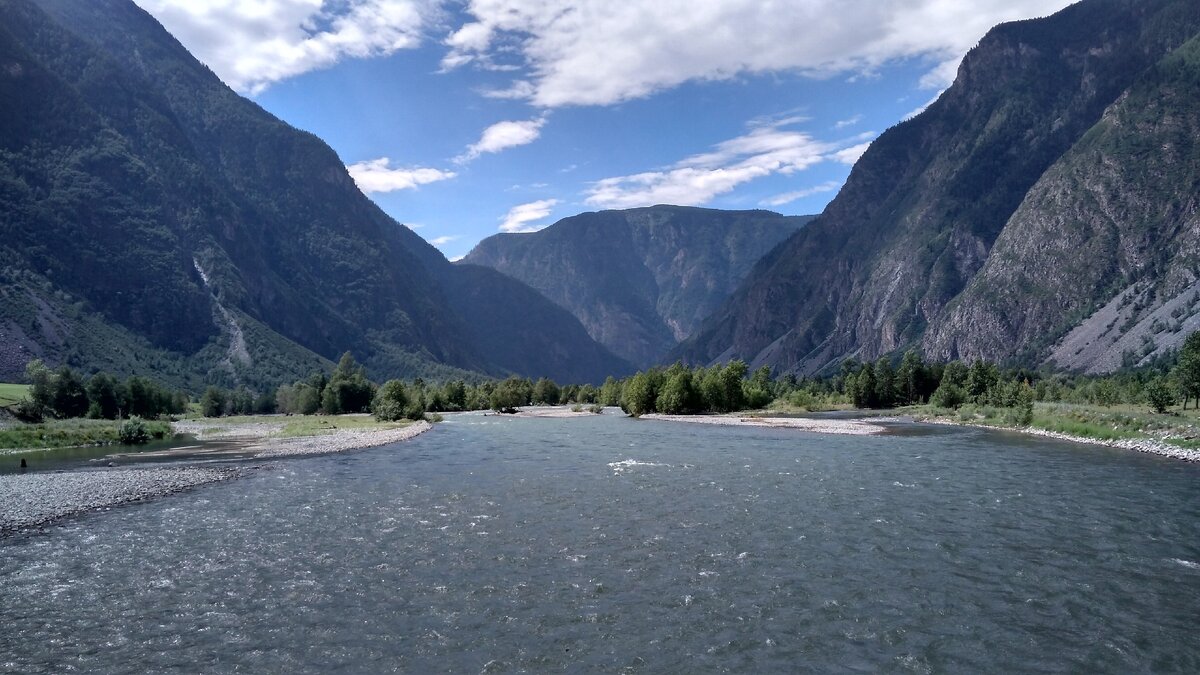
[16,360,187,422]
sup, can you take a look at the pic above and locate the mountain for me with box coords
[0,0,629,388]
[676,0,1200,375]
[462,206,811,367]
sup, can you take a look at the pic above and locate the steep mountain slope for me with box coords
[0,0,628,387]
[677,0,1200,375]
[927,34,1200,371]
[463,206,810,366]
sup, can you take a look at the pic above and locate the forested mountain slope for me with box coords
[0,0,629,387]
[676,0,1200,375]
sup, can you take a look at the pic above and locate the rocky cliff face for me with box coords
[676,0,1200,375]
[0,0,628,387]
[462,206,810,367]
[925,34,1200,371]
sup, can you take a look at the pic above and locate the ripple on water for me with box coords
[1,416,1199,673]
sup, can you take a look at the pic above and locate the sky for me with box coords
[134,0,1075,261]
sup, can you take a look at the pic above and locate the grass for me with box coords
[187,413,413,438]
[0,418,172,450]
[0,383,30,407]
[915,400,1200,445]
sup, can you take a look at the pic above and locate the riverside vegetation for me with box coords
[6,331,1198,454]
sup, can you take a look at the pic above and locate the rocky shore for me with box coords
[923,417,1200,462]
[0,466,239,535]
[1019,427,1200,462]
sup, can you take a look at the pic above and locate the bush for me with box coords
[588,404,605,414]
[372,380,409,422]
[931,382,967,409]
[118,416,150,445]
[1145,377,1176,414]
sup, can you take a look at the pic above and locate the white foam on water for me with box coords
[1170,558,1199,569]
[608,459,668,475]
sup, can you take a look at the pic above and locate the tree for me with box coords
[201,386,227,418]
[620,371,659,417]
[25,359,53,413]
[873,357,896,408]
[896,350,926,405]
[657,368,699,414]
[490,376,527,413]
[86,372,122,419]
[1174,331,1200,410]
[321,352,374,414]
[372,380,410,421]
[532,377,561,406]
[600,376,622,406]
[1145,377,1176,414]
[50,366,89,418]
[966,360,998,404]
[743,365,774,410]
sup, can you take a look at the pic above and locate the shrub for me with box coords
[1145,377,1176,414]
[118,416,150,445]
[372,380,409,422]
[931,382,967,409]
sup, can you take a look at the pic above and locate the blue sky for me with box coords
[136,0,1074,261]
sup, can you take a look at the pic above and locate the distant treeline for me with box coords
[11,331,1198,426]
[15,360,187,422]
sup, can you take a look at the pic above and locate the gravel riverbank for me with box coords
[1,421,436,537]
[923,418,1200,462]
[0,466,239,535]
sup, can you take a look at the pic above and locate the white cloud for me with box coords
[448,254,466,262]
[458,117,547,162]
[834,114,863,130]
[584,120,869,209]
[762,180,842,207]
[135,0,438,93]
[428,235,459,246]
[499,199,559,233]
[832,141,872,166]
[346,157,456,193]
[442,0,1074,108]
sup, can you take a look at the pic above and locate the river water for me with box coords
[2,412,1198,672]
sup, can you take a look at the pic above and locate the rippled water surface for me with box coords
[3,413,1199,673]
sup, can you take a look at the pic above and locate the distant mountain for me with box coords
[677,0,1200,375]
[462,206,811,367]
[0,0,629,388]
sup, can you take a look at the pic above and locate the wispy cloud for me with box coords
[832,141,872,165]
[834,114,863,130]
[585,120,871,209]
[457,117,547,163]
[346,157,456,193]
[762,180,842,207]
[428,235,459,246]
[500,199,559,233]
[137,0,439,93]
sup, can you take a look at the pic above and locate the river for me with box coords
[2,412,1197,672]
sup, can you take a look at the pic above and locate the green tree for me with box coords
[1145,377,1176,414]
[86,372,122,419]
[657,368,699,414]
[1174,331,1200,410]
[321,352,375,414]
[966,360,998,404]
[490,376,527,413]
[873,357,896,409]
[599,376,622,406]
[51,365,89,418]
[372,380,409,421]
[201,386,227,418]
[25,359,53,413]
[620,370,660,417]
[896,350,926,405]
[532,377,561,406]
